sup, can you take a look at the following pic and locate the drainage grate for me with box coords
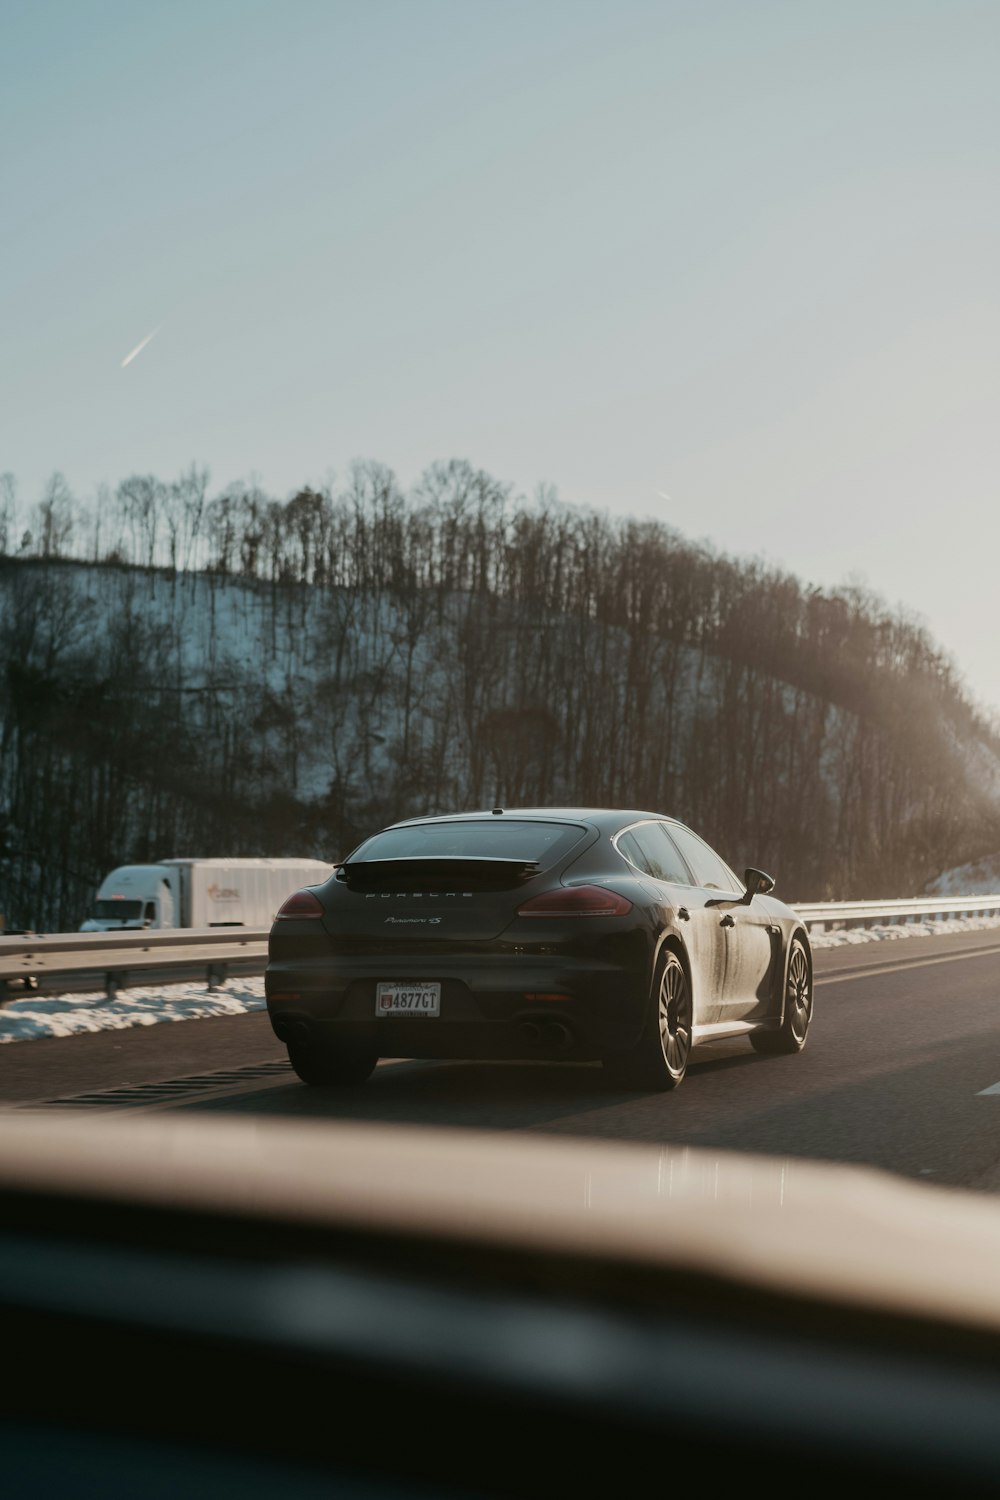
[14,1059,294,1112]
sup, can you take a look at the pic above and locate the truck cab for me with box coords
[79,866,177,931]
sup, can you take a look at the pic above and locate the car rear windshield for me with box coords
[352,820,586,868]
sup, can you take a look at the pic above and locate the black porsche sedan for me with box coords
[265,807,813,1091]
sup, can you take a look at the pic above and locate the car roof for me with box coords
[384,807,680,832]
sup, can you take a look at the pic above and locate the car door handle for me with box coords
[677,907,690,921]
[719,913,735,928]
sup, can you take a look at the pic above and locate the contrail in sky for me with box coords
[121,327,160,368]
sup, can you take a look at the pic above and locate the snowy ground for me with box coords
[0,975,268,1045]
[3,914,1000,1044]
[809,914,1000,947]
[925,851,1000,897]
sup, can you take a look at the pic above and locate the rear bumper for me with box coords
[265,952,647,1061]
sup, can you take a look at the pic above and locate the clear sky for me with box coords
[3,1,998,714]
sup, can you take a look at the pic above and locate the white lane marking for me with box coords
[977,1083,1000,1096]
[815,945,1000,986]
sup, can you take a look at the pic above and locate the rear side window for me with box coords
[616,830,650,875]
[617,823,691,884]
[662,823,742,894]
[352,820,586,869]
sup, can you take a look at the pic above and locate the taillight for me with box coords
[517,885,632,917]
[274,889,324,919]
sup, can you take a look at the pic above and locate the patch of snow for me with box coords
[923,854,1000,898]
[810,914,1000,947]
[942,719,1000,803]
[0,976,266,1044]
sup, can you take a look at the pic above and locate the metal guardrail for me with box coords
[2,896,1000,999]
[791,895,1000,931]
[0,927,269,1000]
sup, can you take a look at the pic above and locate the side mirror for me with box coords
[743,867,775,903]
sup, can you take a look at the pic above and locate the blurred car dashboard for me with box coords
[5,1110,1000,1497]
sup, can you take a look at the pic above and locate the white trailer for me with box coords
[79,858,332,931]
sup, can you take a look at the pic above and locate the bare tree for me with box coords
[0,472,16,556]
[33,472,76,558]
[162,464,210,574]
[116,474,165,568]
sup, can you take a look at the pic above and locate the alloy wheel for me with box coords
[657,955,691,1080]
[786,941,812,1044]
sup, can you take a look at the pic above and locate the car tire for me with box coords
[749,935,812,1056]
[603,949,692,1091]
[287,1041,379,1086]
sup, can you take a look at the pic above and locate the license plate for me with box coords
[376,981,441,1017]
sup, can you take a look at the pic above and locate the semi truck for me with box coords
[79,858,333,932]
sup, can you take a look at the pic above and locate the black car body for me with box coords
[265,806,813,1090]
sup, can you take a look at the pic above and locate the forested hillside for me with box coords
[2,459,999,931]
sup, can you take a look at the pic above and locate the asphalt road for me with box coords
[4,928,1000,1194]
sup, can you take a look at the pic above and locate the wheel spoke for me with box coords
[666,1028,688,1070]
